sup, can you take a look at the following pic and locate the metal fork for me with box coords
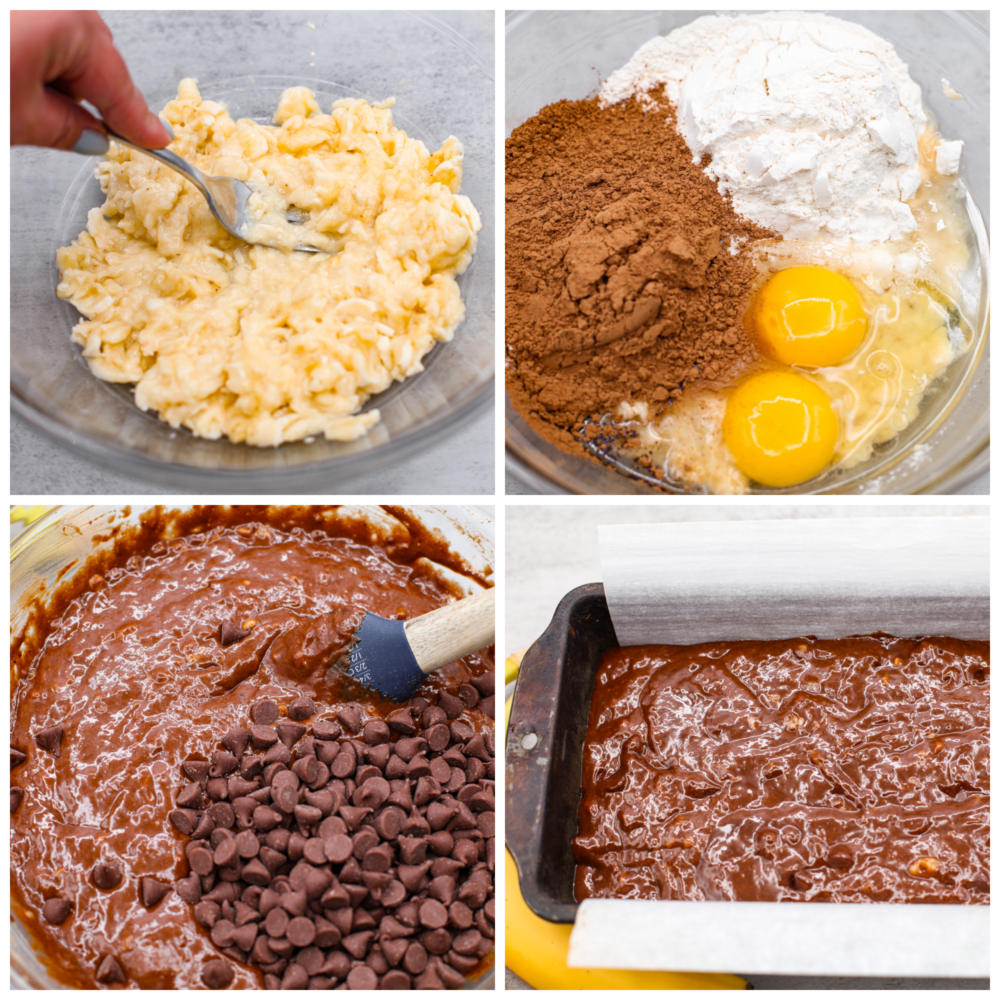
[104,128,322,253]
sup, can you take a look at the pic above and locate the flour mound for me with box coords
[600,13,929,244]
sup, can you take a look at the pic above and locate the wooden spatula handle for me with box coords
[404,588,495,674]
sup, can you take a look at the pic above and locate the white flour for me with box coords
[600,13,940,244]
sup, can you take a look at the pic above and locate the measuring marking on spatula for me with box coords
[349,588,495,701]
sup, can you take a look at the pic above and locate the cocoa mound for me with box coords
[505,85,778,458]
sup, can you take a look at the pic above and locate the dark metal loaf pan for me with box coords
[505,583,617,923]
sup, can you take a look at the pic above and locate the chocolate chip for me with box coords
[404,941,428,975]
[317,833,351,865]
[382,969,412,989]
[176,781,203,809]
[450,719,475,743]
[475,906,494,938]
[276,719,306,747]
[452,839,479,868]
[259,845,287,874]
[312,718,341,741]
[427,831,454,856]
[337,704,362,733]
[402,808,429,836]
[210,749,238,778]
[331,747,356,779]
[469,789,495,813]
[206,776,228,801]
[364,742,391,770]
[291,755,320,786]
[363,720,390,745]
[242,858,271,885]
[287,915,317,947]
[406,755,432,780]
[302,838,326,865]
[427,800,458,831]
[261,743,291,767]
[448,900,474,930]
[182,759,211,784]
[471,672,494,697]
[202,958,234,988]
[464,733,490,762]
[437,692,463,720]
[428,758,450,783]
[92,860,123,890]
[251,699,279,725]
[422,927,453,954]
[828,848,854,869]
[209,801,236,829]
[426,725,450,752]
[458,684,480,708]
[476,811,495,837]
[188,845,216,877]
[233,922,259,951]
[281,962,309,989]
[479,696,495,719]
[419,706,445,729]
[419,898,449,929]
[393,736,427,762]
[11,747,26,769]
[249,724,278,750]
[175,873,201,904]
[354,775,391,811]
[790,870,813,891]
[288,697,316,722]
[96,955,127,984]
[347,965,379,989]
[363,843,394,873]
[11,787,23,812]
[220,621,251,647]
[42,897,72,925]
[437,958,467,987]
[375,809,403,843]
[194,900,221,928]
[214,836,240,867]
[262,906,289,937]
[141,877,172,908]
[34,726,63,757]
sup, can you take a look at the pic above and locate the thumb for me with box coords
[16,87,109,153]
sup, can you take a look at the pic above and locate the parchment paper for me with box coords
[570,899,989,977]
[600,517,988,645]
[570,516,990,977]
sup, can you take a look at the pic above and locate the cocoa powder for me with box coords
[505,86,778,457]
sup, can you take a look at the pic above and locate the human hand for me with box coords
[11,10,172,153]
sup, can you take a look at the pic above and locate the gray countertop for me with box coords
[11,10,494,495]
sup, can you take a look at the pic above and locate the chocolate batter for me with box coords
[11,507,494,989]
[574,635,989,905]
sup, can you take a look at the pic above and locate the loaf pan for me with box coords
[505,583,617,922]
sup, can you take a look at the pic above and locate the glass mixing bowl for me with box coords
[10,504,495,990]
[505,10,989,495]
[12,12,494,491]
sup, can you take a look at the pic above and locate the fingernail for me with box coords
[157,115,174,141]
[71,129,110,155]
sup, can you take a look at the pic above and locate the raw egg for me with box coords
[722,371,839,488]
[753,266,867,367]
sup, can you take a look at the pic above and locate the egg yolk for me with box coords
[722,371,839,488]
[753,266,867,367]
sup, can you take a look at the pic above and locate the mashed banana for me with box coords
[55,80,481,446]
